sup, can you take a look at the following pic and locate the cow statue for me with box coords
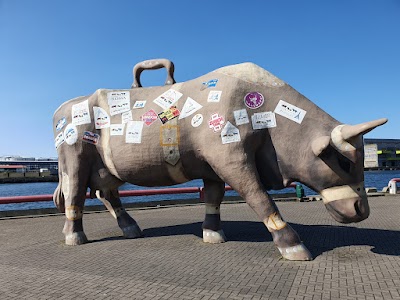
[53,58,387,261]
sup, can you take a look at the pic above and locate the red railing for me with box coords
[0,183,298,205]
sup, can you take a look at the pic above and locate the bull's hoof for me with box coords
[203,229,226,244]
[277,243,313,261]
[122,224,143,239]
[65,231,88,245]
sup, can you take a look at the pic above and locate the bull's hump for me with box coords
[213,62,286,88]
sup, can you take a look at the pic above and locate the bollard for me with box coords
[296,184,305,199]
[388,180,398,194]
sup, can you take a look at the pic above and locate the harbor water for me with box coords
[0,170,399,212]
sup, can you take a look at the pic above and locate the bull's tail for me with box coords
[53,178,65,213]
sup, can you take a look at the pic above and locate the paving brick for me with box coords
[0,196,400,299]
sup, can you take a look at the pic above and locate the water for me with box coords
[0,170,399,211]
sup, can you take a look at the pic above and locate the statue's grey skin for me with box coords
[53,59,387,260]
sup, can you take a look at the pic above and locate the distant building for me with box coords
[364,139,400,169]
[0,165,27,173]
[0,156,58,174]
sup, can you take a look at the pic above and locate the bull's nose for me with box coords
[325,197,369,223]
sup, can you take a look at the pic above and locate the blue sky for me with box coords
[0,0,399,158]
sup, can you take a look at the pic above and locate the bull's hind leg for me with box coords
[206,154,312,261]
[202,179,227,243]
[95,189,143,238]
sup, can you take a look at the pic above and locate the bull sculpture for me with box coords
[53,59,387,260]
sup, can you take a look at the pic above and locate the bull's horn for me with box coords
[341,118,388,140]
[331,118,388,163]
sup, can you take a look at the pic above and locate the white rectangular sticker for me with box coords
[221,121,241,144]
[207,91,222,102]
[72,99,91,125]
[251,112,277,130]
[107,91,131,116]
[233,109,249,126]
[110,124,125,136]
[121,111,133,124]
[55,132,64,148]
[153,89,183,110]
[132,100,146,109]
[274,100,306,124]
[126,121,144,143]
[93,106,110,129]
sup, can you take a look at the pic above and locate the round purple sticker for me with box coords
[244,92,264,109]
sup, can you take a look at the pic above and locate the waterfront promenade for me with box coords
[0,195,399,299]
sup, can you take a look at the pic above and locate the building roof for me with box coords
[0,165,27,169]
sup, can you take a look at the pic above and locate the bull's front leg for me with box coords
[206,155,312,261]
[95,189,142,238]
[202,179,227,243]
[60,171,88,245]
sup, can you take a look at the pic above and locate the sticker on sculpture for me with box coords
[64,124,78,145]
[158,106,180,124]
[121,111,133,124]
[244,92,264,109]
[191,114,203,127]
[208,113,225,132]
[274,100,306,124]
[55,132,64,149]
[126,121,144,143]
[141,109,159,126]
[221,121,241,144]
[233,109,249,126]
[82,131,100,145]
[93,106,110,129]
[207,91,222,103]
[72,99,91,125]
[110,124,124,136]
[251,112,277,129]
[107,91,131,116]
[201,79,218,90]
[178,97,202,119]
[132,100,146,109]
[56,117,67,131]
[153,89,183,110]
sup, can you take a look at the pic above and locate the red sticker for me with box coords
[208,113,225,132]
[141,109,158,126]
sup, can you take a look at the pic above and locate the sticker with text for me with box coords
[141,109,159,126]
[126,121,144,143]
[207,91,222,102]
[56,117,66,131]
[72,99,91,126]
[221,121,241,144]
[274,100,306,124]
[178,97,202,119]
[208,113,225,132]
[233,109,249,126]
[55,132,64,149]
[153,89,183,110]
[110,124,124,136]
[121,111,133,124]
[93,106,110,129]
[82,131,100,145]
[251,112,277,130]
[107,91,131,116]
[158,106,180,124]
[64,124,78,145]
[244,92,264,109]
[132,100,146,109]
[191,114,203,127]
[201,79,218,90]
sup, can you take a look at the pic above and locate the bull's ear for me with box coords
[311,136,330,157]
[341,118,388,140]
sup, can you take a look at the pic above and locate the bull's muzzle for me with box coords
[320,182,369,223]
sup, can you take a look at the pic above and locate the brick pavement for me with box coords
[0,195,399,299]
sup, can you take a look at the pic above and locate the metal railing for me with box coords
[0,183,298,205]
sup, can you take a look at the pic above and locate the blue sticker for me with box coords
[202,79,218,89]
[56,117,67,131]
